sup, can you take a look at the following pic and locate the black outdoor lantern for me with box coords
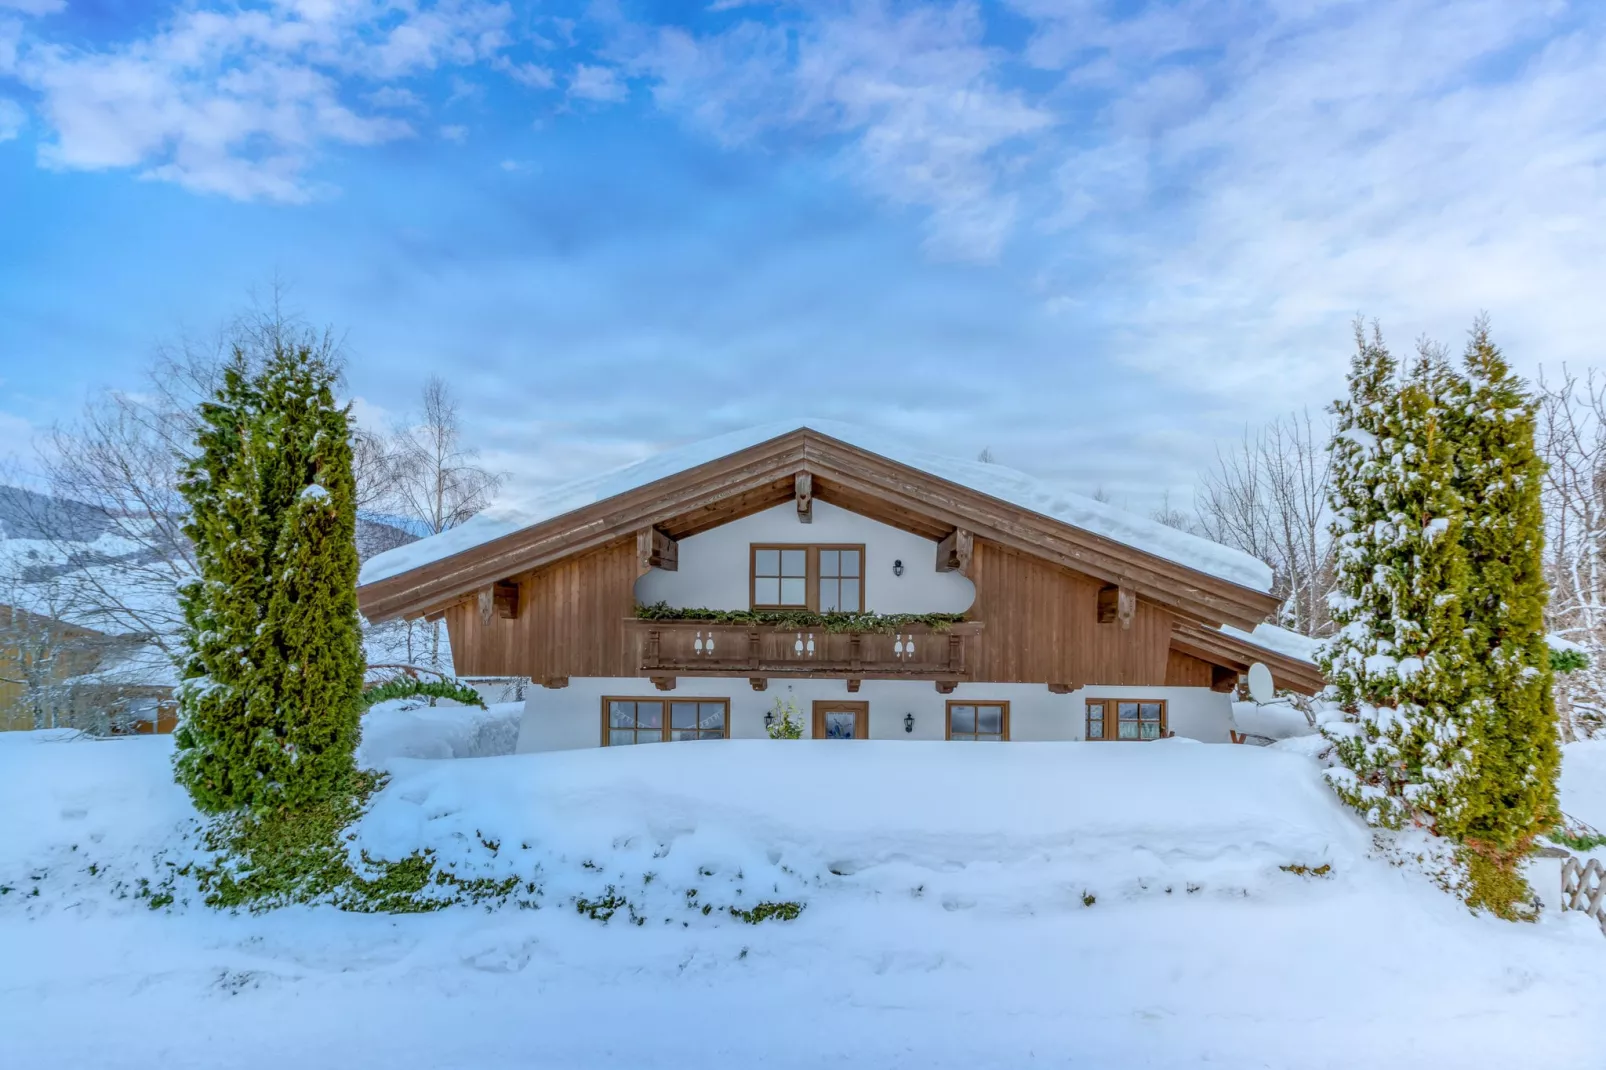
[764,709,776,730]
[893,559,905,577]
[903,712,915,734]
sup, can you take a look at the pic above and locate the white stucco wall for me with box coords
[515,677,1234,752]
[633,501,975,614]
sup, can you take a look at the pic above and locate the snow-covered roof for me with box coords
[359,420,1274,593]
[1218,622,1321,666]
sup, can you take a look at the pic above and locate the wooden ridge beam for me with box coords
[795,471,813,524]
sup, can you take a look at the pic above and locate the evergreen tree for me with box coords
[1320,325,1474,830]
[173,344,364,813]
[1448,319,1559,859]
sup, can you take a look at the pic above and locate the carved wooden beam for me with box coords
[477,586,495,626]
[637,527,679,575]
[1047,682,1075,695]
[493,580,519,620]
[749,677,768,692]
[795,471,813,524]
[846,678,861,693]
[543,676,569,689]
[1097,583,1137,630]
[651,675,676,692]
[934,680,957,694]
[935,527,974,576]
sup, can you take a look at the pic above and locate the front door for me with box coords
[812,700,869,739]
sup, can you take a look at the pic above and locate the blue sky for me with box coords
[3,0,1605,509]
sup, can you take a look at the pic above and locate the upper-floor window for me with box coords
[1085,699,1166,741]
[750,544,864,611]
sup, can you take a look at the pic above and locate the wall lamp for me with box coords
[893,559,905,577]
[903,713,915,734]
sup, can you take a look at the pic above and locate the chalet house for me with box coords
[356,423,1321,751]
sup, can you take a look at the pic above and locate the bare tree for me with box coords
[1151,489,1194,532]
[1195,410,1335,636]
[368,377,503,670]
[1536,365,1606,739]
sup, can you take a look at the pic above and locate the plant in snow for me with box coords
[766,697,804,740]
[173,343,365,813]
[1443,319,1559,892]
[1319,324,1474,834]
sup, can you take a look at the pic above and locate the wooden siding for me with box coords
[965,538,1174,688]
[439,533,1279,693]
[444,537,638,684]
[1165,649,1215,688]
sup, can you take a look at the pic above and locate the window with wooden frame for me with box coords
[946,700,1009,741]
[1084,699,1166,741]
[603,697,730,746]
[749,544,865,611]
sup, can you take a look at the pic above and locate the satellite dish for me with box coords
[1247,662,1275,704]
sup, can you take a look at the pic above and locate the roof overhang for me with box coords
[356,428,1282,629]
[1170,620,1324,696]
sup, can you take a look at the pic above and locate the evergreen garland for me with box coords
[635,602,966,633]
[173,344,365,813]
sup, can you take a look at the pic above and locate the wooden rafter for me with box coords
[1170,620,1324,696]
[935,527,974,576]
[636,526,678,574]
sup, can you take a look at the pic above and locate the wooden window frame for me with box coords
[945,699,1010,741]
[749,543,866,612]
[811,700,870,739]
[1084,698,1168,742]
[600,696,731,746]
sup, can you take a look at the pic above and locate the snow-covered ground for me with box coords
[3,721,1605,1069]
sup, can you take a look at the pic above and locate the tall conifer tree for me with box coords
[174,344,364,812]
[1321,325,1473,829]
[1449,320,1559,857]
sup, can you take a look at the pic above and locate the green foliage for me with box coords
[1551,829,1606,852]
[1320,318,1561,917]
[729,900,804,924]
[1550,647,1589,674]
[173,343,365,814]
[1279,863,1334,878]
[635,602,966,633]
[188,770,521,913]
[1320,325,1474,831]
[1445,319,1560,880]
[361,675,487,710]
[765,696,804,739]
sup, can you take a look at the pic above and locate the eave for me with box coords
[357,428,1281,630]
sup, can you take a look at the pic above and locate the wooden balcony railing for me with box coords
[624,619,985,682]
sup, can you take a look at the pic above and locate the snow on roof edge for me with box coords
[359,420,1275,594]
[1218,623,1321,666]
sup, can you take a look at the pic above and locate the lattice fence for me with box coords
[1561,856,1606,937]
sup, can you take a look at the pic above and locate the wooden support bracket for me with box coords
[637,527,679,575]
[846,678,862,693]
[795,471,813,524]
[651,675,677,692]
[749,677,768,692]
[935,527,974,576]
[543,676,569,690]
[1097,583,1137,630]
[1047,682,1075,695]
[477,586,495,626]
[492,580,520,620]
[934,680,957,695]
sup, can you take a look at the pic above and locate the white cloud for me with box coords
[439,123,468,142]
[495,57,555,89]
[1018,1,1606,402]
[0,97,22,141]
[568,62,626,102]
[10,0,513,200]
[623,1,1052,262]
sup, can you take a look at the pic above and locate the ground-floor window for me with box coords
[603,697,729,745]
[946,700,1009,741]
[1085,699,1166,740]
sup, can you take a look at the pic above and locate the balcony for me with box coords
[624,618,985,685]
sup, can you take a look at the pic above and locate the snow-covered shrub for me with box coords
[766,697,804,740]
